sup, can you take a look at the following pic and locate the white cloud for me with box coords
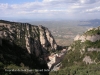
[0,0,100,20]
[79,0,99,4]
[85,6,100,13]
[0,3,9,9]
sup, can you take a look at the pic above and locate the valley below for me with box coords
[30,21,91,46]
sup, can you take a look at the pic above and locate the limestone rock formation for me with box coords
[74,26,100,42]
[83,56,94,64]
[67,26,100,66]
[39,25,57,51]
[74,34,81,41]
[0,20,57,56]
[74,34,100,42]
[0,20,58,75]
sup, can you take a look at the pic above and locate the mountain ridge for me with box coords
[50,26,100,75]
[0,20,58,75]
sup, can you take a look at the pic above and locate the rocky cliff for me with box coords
[0,20,57,75]
[74,27,100,42]
[68,26,100,63]
[49,26,100,75]
[0,20,57,54]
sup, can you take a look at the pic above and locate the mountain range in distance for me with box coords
[79,19,100,27]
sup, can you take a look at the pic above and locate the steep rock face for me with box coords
[0,20,58,75]
[39,25,57,51]
[0,20,57,56]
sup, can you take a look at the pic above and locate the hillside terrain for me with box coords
[0,20,58,75]
[50,26,100,75]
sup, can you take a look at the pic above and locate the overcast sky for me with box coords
[0,0,100,21]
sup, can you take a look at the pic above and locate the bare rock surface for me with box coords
[83,56,94,64]
[74,27,100,42]
[0,20,57,57]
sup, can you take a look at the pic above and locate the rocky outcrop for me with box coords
[74,34,100,42]
[0,20,58,75]
[0,20,57,56]
[83,56,95,64]
[74,34,81,41]
[74,27,100,42]
[68,26,100,66]
[39,25,57,51]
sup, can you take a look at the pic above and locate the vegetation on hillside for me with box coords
[84,27,100,36]
[50,64,100,75]
[50,41,100,75]
[50,27,100,75]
